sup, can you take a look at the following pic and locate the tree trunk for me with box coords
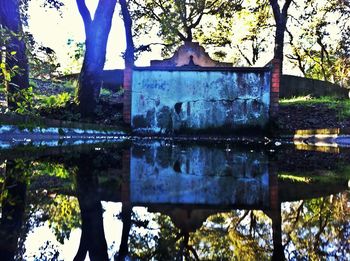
[73,154,108,261]
[76,0,117,118]
[269,0,292,74]
[274,20,286,73]
[115,203,132,260]
[120,0,134,67]
[0,0,29,110]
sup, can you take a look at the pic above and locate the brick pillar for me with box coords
[269,163,279,212]
[123,67,132,124]
[121,149,130,203]
[268,163,284,260]
[270,59,280,118]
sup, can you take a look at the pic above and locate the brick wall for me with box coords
[270,59,280,118]
[123,67,132,124]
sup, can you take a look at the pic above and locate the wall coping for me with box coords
[133,66,271,73]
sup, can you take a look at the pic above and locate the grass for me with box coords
[278,165,350,184]
[280,95,350,120]
[279,173,311,183]
[280,95,339,105]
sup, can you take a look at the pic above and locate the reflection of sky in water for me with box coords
[24,223,81,260]
[23,203,157,260]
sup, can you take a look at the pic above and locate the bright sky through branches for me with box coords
[28,0,133,71]
[26,0,345,76]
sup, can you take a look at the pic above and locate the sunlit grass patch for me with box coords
[279,166,350,184]
[279,173,311,183]
[280,95,337,105]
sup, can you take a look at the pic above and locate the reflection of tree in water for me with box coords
[282,192,350,260]
[0,160,28,260]
[191,210,273,260]
[127,209,272,260]
[0,159,81,260]
[126,192,349,260]
[24,161,80,241]
[128,213,188,260]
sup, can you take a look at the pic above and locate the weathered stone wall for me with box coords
[130,142,270,207]
[131,67,271,134]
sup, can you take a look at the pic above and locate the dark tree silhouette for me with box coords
[76,0,117,117]
[73,154,109,261]
[119,0,134,67]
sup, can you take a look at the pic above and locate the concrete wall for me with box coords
[130,142,270,207]
[131,67,271,134]
[280,75,349,98]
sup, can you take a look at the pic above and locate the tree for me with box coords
[269,0,292,73]
[76,0,117,117]
[0,0,29,109]
[198,0,273,65]
[286,0,350,86]
[120,0,134,67]
[234,2,271,66]
[132,0,243,56]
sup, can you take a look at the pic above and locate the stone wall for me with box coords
[130,142,270,207]
[280,74,349,98]
[131,67,271,134]
[127,42,273,132]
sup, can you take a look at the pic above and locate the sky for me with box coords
[27,0,160,72]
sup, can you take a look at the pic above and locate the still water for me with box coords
[0,140,349,260]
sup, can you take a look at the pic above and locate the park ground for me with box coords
[1,79,350,135]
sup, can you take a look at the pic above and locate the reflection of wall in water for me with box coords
[130,143,270,207]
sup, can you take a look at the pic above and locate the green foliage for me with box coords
[287,0,350,86]
[48,195,81,244]
[129,214,183,260]
[33,162,71,179]
[12,86,37,115]
[0,35,23,92]
[0,59,11,83]
[100,88,112,97]
[41,92,71,109]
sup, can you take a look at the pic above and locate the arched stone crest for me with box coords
[150,41,232,67]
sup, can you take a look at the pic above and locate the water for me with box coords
[0,140,349,260]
